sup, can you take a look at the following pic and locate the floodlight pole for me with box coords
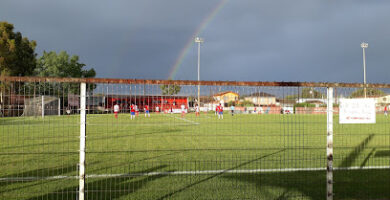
[195,37,204,106]
[361,42,368,98]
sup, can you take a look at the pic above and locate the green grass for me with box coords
[1,113,390,199]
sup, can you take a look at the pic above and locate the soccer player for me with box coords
[130,104,135,120]
[217,103,224,119]
[155,106,160,113]
[113,103,119,119]
[230,105,235,116]
[135,105,139,116]
[258,107,263,115]
[181,104,186,118]
[195,104,200,117]
[145,105,150,117]
[266,106,270,114]
[385,105,388,117]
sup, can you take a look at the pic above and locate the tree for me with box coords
[285,94,298,100]
[34,51,96,94]
[300,88,323,98]
[0,21,37,104]
[160,84,181,95]
[350,88,385,98]
[284,88,323,100]
[0,21,37,76]
[35,51,95,78]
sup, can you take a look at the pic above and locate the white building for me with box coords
[244,92,276,106]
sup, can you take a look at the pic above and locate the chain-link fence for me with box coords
[1,76,389,200]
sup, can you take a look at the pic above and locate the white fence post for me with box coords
[58,98,61,116]
[327,87,334,200]
[79,83,86,200]
[41,95,44,118]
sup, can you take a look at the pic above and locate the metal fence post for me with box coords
[327,87,334,200]
[79,83,86,200]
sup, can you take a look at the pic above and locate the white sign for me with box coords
[282,106,294,114]
[339,98,376,124]
[166,109,187,114]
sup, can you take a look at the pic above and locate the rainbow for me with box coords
[168,0,229,80]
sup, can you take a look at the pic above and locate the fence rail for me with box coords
[2,75,390,88]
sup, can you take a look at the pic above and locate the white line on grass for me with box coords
[1,166,389,181]
[163,114,199,125]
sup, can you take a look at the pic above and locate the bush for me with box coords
[237,100,253,107]
[294,103,315,108]
[319,103,339,107]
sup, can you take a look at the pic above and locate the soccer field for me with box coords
[1,113,390,199]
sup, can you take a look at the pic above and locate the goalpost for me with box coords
[23,95,61,118]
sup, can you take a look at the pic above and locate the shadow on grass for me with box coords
[218,134,388,199]
[91,127,182,139]
[223,171,324,200]
[26,165,168,200]
[0,118,62,126]
[2,128,180,151]
[339,134,374,168]
[0,164,76,187]
[222,169,390,200]
[86,152,178,174]
[374,150,390,157]
[0,164,77,196]
[333,169,390,200]
[156,149,286,200]
[360,148,376,168]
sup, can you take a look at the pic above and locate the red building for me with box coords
[105,95,188,112]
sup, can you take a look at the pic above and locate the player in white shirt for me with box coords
[155,106,159,113]
[135,105,139,116]
[195,104,200,117]
[181,104,186,118]
[113,104,120,119]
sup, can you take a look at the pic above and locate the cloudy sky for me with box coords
[1,0,390,83]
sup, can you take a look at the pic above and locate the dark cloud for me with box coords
[1,0,389,83]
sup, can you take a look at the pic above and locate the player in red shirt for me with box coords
[217,103,224,119]
[130,104,135,120]
[144,105,150,117]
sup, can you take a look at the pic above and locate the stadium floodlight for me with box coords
[195,37,204,106]
[361,42,368,98]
